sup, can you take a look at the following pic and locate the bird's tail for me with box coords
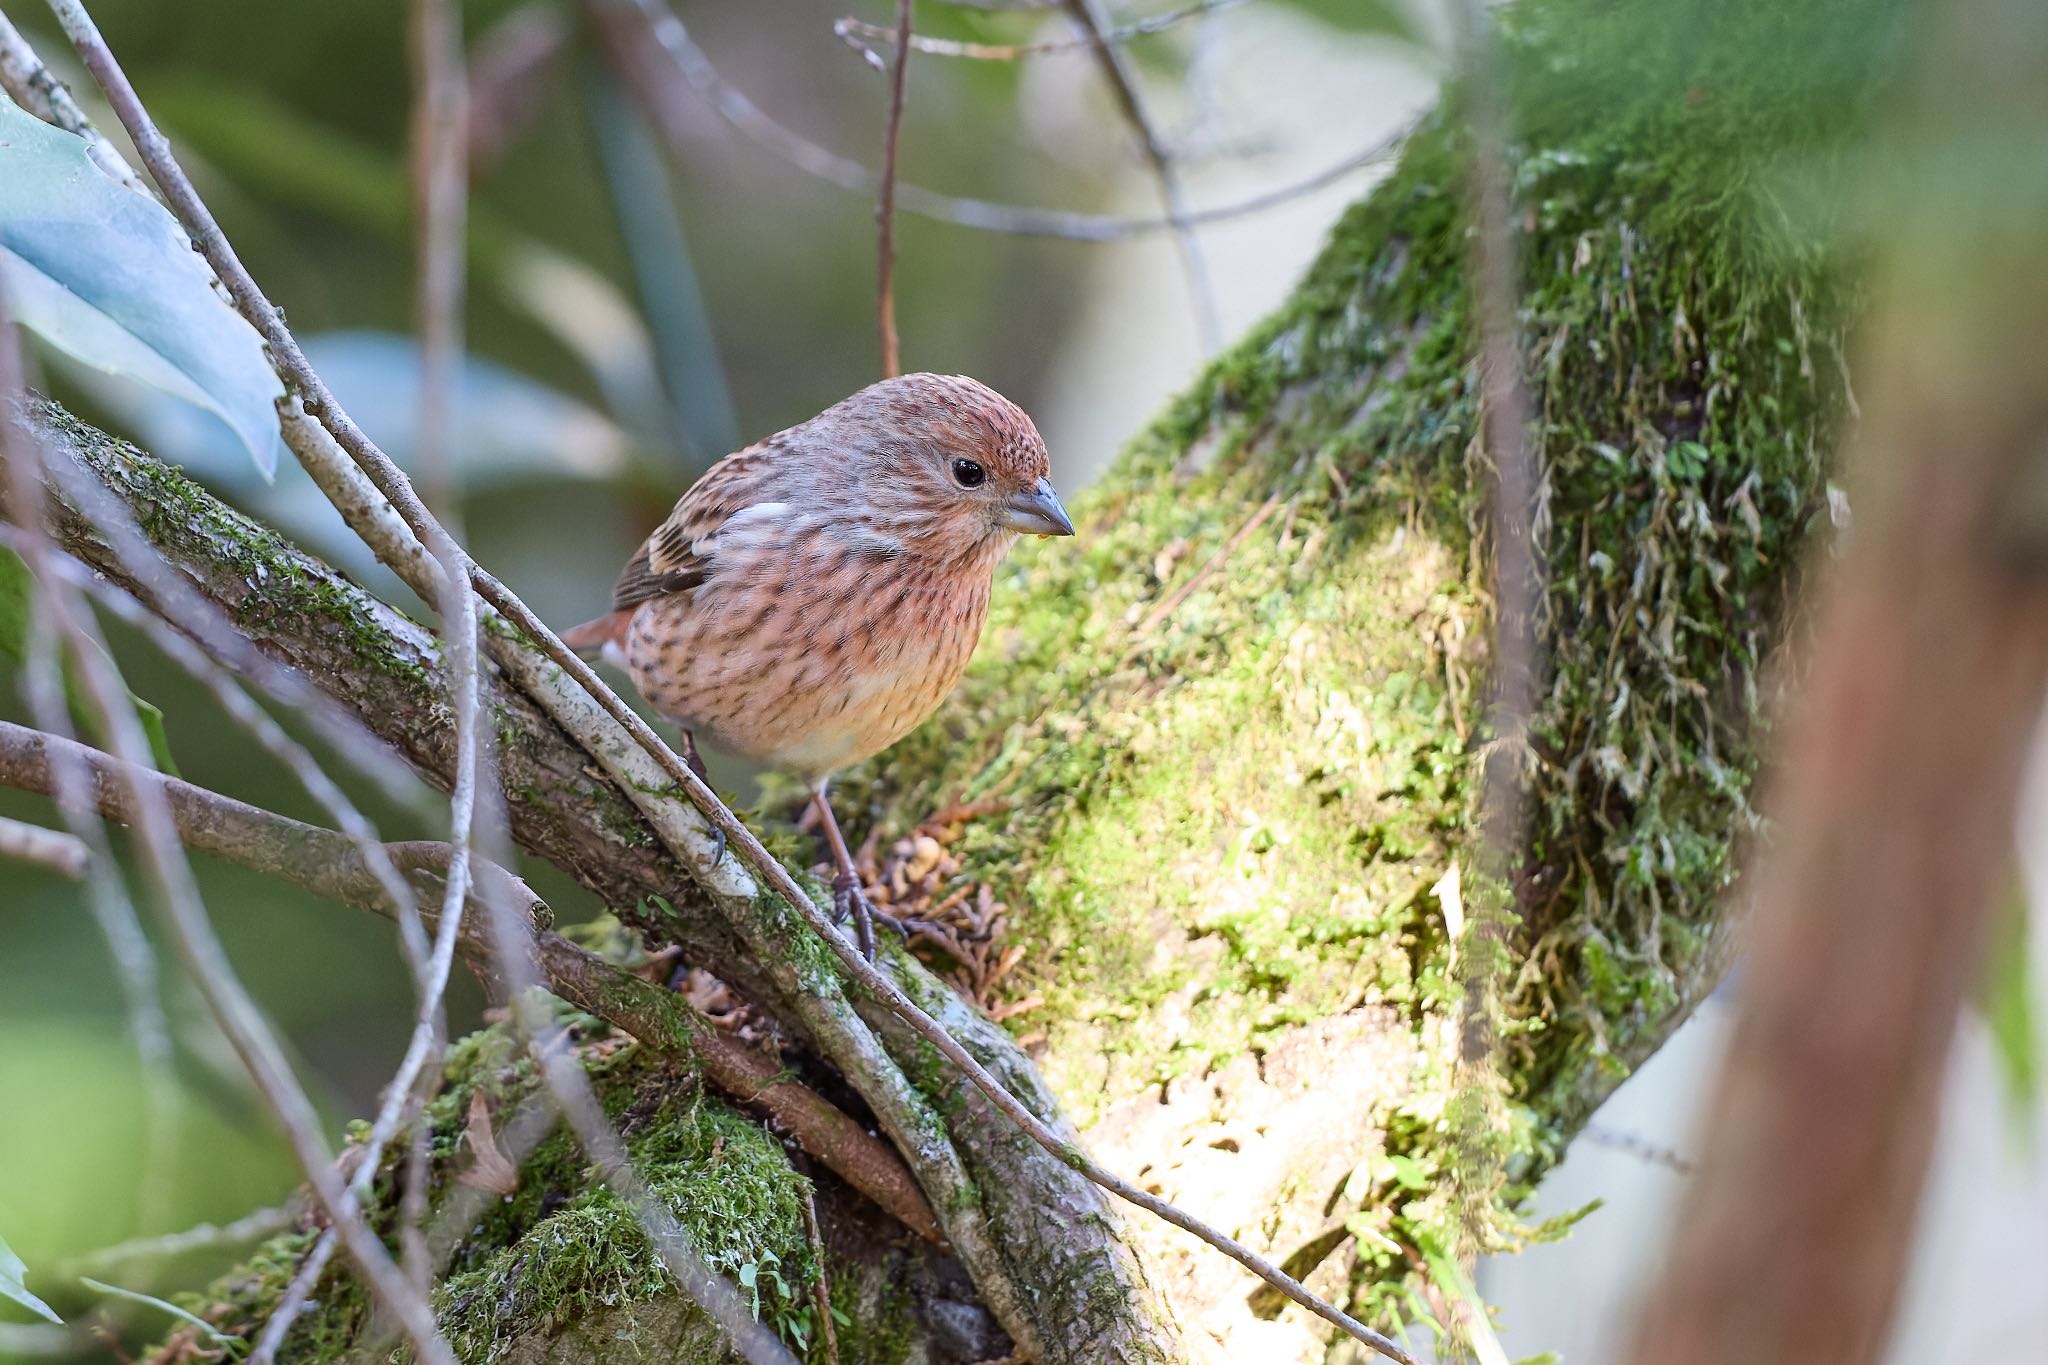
[558,609,631,658]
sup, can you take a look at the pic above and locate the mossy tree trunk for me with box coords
[844,0,1881,1350]
[47,0,1898,1359]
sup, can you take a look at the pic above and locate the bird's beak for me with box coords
[1000,478,1076,537]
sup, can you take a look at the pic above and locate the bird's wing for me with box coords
[610,445,774,611]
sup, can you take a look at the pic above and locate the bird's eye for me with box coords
[952,458,987,489]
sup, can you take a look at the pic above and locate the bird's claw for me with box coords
[831,872,879,962]
[706,823,726,870]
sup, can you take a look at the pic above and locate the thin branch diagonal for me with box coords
[390,0,471,1307]
[0,717,943,1245]
[0,811,88,877]
[409,0,469,528]
[600,0,1408,243]
[1059,0,1221,351]
[0,9,147,193]
[0,296,456,1365]
[12,586,180,1228]
[876,0,914,378]
[837,0,1249,62]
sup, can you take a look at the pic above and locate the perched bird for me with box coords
[562,373,1075,958]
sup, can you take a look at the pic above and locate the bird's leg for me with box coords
[811,781,878,962]
[681,729,724,868]
[680,729,710,783]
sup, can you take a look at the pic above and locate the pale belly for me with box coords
[619,574,987,783]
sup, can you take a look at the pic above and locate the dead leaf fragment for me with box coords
[457,1089,520,1196]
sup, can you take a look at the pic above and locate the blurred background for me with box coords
[7,2,2048,1363]
[0,0,1441,1344]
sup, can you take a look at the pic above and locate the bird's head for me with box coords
[816,373,1074,562]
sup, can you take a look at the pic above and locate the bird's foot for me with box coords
[830,871,880,962]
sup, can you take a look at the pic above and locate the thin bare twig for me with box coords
[0,9,146,193]
[0,812,87,877]
[604,0,1409,243]
[59,1202,302,1276]
[1059,0,1221,351]
[44,6,1409,1352]
[518,995,799,1365]
[876,0,915,378]
[1130,492,1281,640]
[399,0,472,1297]
[3,532,434,975]
[0,268,181,1235]
[1581,1125,1697,1176]
[800,1186,842,1365]
[837,0,1248,62]
[14,596,181,1232]
[0,718,940,1243]
[0,279,455,1365]
[250,543,477,1357]
[410,0,469,528]
[464,2,567,174]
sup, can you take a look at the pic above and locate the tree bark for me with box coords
[19,0,1895,1356]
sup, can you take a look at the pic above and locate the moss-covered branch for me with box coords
[0,717,941,1248]
[27,401,1183,1359]
[834,0,1891,1340]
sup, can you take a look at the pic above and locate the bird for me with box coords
[560,372,1075,959]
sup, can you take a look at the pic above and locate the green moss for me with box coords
[158,1014,817,1364]
[821,1266,915,1365]
[436,1097,814,1362]
[853,0,1905,1336]
[42,404,440,696]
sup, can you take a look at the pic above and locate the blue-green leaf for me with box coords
[0,1230,60,1325]
[54,331,631,492]
[0,93,283,478]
